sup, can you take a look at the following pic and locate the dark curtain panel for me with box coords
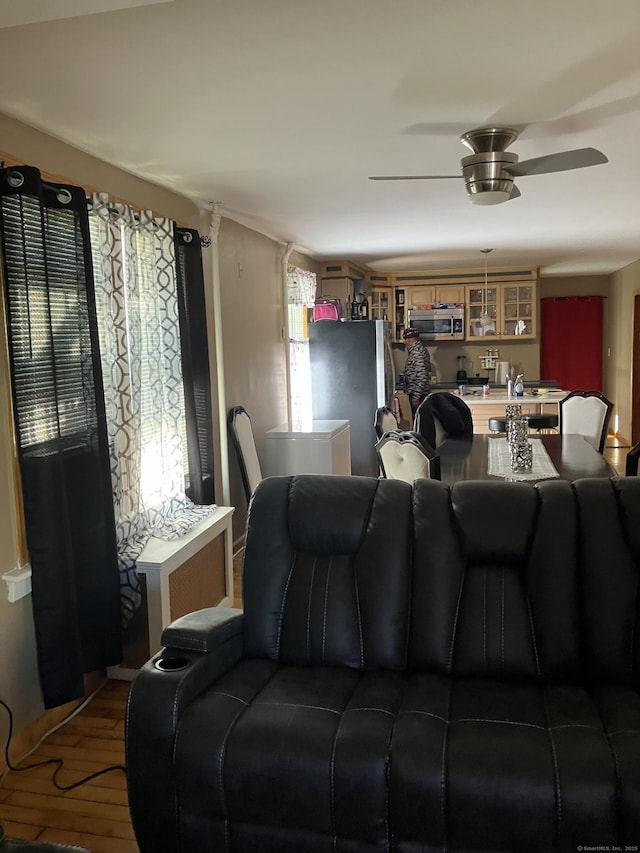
[0,165,121,708]
[174,226,215,504]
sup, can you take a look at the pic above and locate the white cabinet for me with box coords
[264,419,351,476]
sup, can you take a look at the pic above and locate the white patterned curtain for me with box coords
[287,265,316,428]
[89,193,214,623]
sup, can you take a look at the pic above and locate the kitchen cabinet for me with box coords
[466,282,536,340]
[406,284,465,308]
[371,286,393,321]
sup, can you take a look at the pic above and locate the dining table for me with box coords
[437,433,617,486]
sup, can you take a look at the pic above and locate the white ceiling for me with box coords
[0,0,639,275]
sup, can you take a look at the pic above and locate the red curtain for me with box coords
[540,296,604,391]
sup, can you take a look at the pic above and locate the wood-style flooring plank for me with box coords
[39,828,140,853]
[0,678,138,851]
[0,801,135,840]
[2,772,130,805]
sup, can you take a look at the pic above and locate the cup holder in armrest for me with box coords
[154,655,189,672]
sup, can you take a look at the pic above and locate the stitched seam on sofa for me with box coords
[448,562,466,672]
[276,551,297,660]
[345,707,395,716]
[602,721,626,842]
[541,685,563,848]
[306,555,318,662]
[525,589,542,679]
[211,691,249,705]
[253,701,340,714]
[440,678,453,853]
[162,632,207,652]
[601,480,637,683]
[354,565,364,669]
[353,480,381,670]
[483,565,487,670]
[215,702,249,852]
[501,565,505,672]
[322,557,332,663]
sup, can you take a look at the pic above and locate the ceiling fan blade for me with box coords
[509,184,521,200]
[509,147,608,177]
[368,175,462,181]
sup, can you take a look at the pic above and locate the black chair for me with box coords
[375,430,441,483]
[374,405,398,439]
[414,392,473,448]
[228,406,263,503]
[626,441,640,475]
[558,390,614,454]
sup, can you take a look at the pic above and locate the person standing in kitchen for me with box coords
[403,327,432,418]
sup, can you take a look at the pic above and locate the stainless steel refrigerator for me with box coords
[309,320,395,477]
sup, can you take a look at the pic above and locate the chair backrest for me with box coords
[414,392,473,448]
[228,406,263,502]
[374,405,398,439]
[558,390,613,453]
[626,441,640,476]
[375,430,441,483]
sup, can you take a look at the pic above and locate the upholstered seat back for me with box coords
[409,479,582,680]
[574,478,640,687]
[242,475,413,670]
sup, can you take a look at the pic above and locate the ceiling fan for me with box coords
[369,126,608,205]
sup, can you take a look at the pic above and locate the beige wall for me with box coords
[607,260,640,440]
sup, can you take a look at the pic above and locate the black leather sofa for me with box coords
[126,474,640,853]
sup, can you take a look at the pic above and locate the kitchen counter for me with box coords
[429,380,561,391]
[455,390,568,404]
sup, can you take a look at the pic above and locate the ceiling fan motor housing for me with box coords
[462,151,520,205]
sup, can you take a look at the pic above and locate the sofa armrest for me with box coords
[126,608,245,853]
[160,606,244,653]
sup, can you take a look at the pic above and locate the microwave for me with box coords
[407,306,465,341]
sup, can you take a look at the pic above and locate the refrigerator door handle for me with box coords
[385,339,396,406]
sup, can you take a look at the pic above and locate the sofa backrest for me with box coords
[409,479,583,681]
[574,477,640,687]
[242,475,413,671]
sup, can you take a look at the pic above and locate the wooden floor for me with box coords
[0,679,136,852]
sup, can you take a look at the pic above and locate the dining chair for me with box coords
[626,441,640,475]
[414,392,473,449]
[374,405,398,439]
[228,406,263,503]
[375,430,441,483]
[558,390,613,453]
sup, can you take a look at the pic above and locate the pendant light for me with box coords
[479,248,493,327]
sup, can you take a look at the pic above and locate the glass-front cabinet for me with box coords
[466,282,536,340]
[371,286,392,321]
[502,284,534,336]
[466,286,499,338]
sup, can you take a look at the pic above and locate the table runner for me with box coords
[488,437,559,481]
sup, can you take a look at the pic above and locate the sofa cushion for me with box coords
[589,683,640,843]
[409,479,582,680]
[574,478,640,687]
[390,675,619,853]
[242,475,413,671]
[174,661,405,852]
